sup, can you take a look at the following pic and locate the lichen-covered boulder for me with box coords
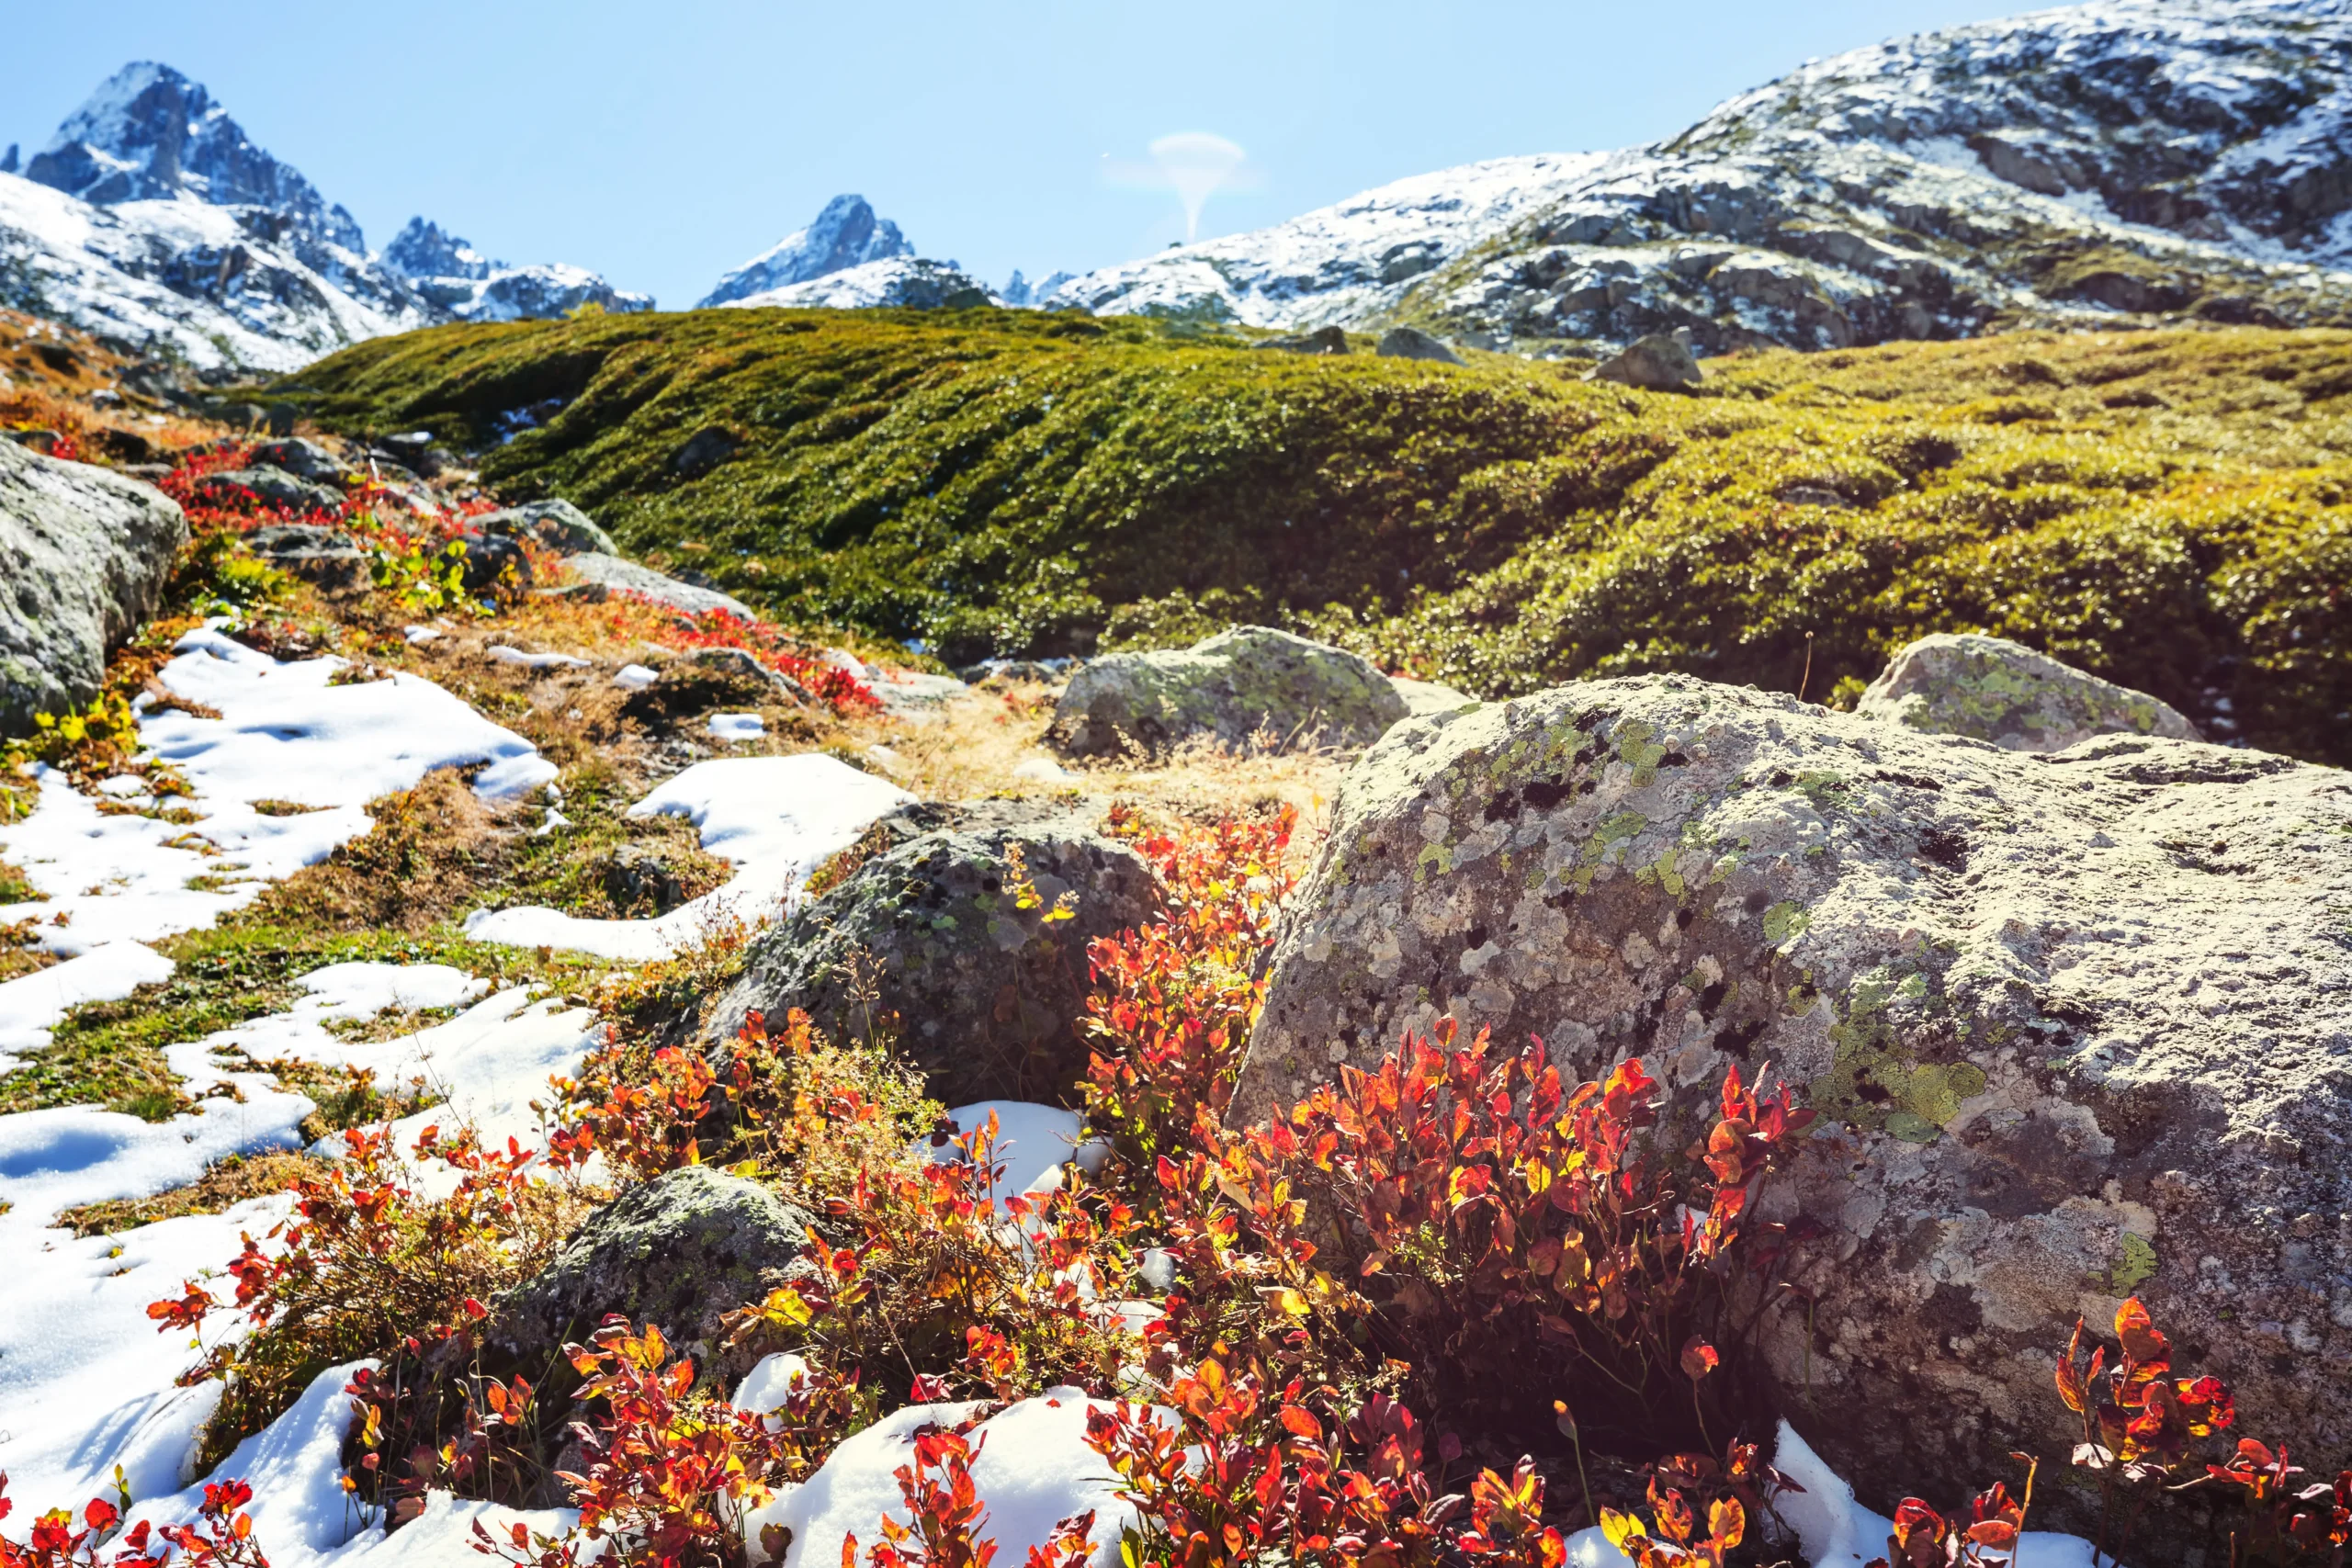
[1050,626,1407,758]
[1857,631,2199,752]
[487,1165,813,1381]
[247,437,354,485]
[713,808,1158,1104]
[1235,673,2352,1552]
[0,439,187,733]
[479,498,616,557]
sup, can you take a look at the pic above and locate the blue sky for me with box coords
[0,0,2031,308]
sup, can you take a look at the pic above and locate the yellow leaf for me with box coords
[1600,1509,1645,1548]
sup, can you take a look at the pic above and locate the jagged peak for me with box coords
[700,194,916,307]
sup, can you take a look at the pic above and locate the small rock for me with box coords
[1589,333,1702,390]
[712,808,1159,1104]
[247,437,353,485]
[564,554,755,619]
[486,1165,814,1382]
[4,430,59,456]
[1255,326,1350,355]
[673,428,739,477]
[1855,632,2199,752]
[377,432,447,479]
[194,466,345,514]
[603,842,691,916]
[1050,626,1407,759]
[455,533,535,596]
[88,427,158,465]
[478,498,617,557]
[264,404,298,437]
[244,523,370,594]
[1374,326,1465,365]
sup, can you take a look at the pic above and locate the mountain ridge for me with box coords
[1049,0,2352,351]
[0,62,648,376]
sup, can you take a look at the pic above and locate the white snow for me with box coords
[0,962,600,1519]
[464,754,912,961]
[490,645,593,671]
[0,940,175,1065]
[925,1101,1091,1213]
[708,712,766,741]
[763,1393,1140,1568]
[0,629,553,964]
[613,663,659,690]
[723,256,1000,311]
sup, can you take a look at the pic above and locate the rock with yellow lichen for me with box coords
[1234,671,2352,1550]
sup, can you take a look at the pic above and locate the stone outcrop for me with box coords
[1050,626,1408,759]
[487,1165,813,1382]
[713,807,1158,1105]
[1590,333,1702,390]
[0,440,187,732]
[1234,673,2352,1551]
[1375,326,1464,364]
[564,553,755,619]
[245,523,368,593]
[1856,632,2200,752]
[193,466,344,513]
[478,498,616,557]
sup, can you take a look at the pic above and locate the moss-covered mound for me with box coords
[274,310,2352,762]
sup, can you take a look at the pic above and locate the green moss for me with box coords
[271,315,2352,763]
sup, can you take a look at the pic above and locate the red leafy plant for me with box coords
[0,1474,267,1568]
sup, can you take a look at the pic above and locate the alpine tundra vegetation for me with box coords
[2,1,2351,1566]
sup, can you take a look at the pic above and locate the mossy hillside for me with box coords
[276,313,2352,761]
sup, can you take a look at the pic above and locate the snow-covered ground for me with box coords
[463,753,912,961]
[0,627,555,1064]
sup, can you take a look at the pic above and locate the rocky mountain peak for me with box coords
[700,194,915,306]
[26,61,363,254]
[383,217,493,282]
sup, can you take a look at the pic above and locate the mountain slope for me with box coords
[0,62,647,374]
[271,309,2352,764]
[1053,0,2352,350]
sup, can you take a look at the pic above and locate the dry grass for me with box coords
[0,309,218,457]
[54,1149,326,1238]
[242,766,511,933]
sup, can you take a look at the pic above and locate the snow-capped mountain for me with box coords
[380,217,652,323]
[701,195,914,307]
[0,62,647,375]
[1052,0,2352,350]
[718,256,999,311]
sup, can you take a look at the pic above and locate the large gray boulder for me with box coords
[1234,673,2352,1554]
[713,807,1159,1105]
[479,498,616,557]
[487,1165,813,1382]
[0,440,187,732]
[1051,626,1408,759]
[1857,632,2200,752]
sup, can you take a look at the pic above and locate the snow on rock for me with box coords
[1047,152,1609,329]
[1770,1420,2101,1567]
[700,194,915,307]
[1050,0,2352,351]
[721,256,1000,311]
[763,1393,1142,1568]
[464,753,912,961]
[0,628,553,961]
[0,940,175,1065]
